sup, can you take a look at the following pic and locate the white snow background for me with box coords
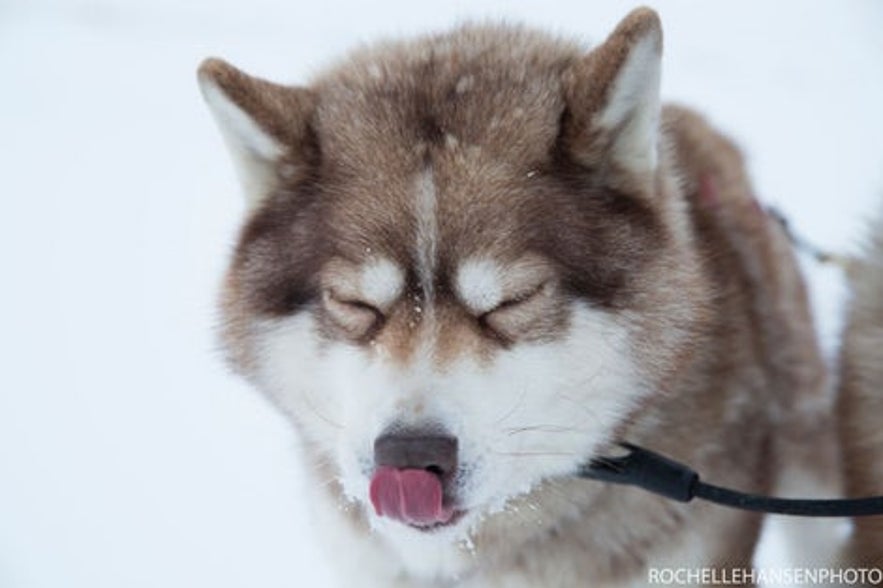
[1,1,882,586]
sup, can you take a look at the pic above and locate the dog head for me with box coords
[199,6,707,568]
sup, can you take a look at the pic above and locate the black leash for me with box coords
[766,205,853,269]
[576,209,883,517]
[578,443,883,517]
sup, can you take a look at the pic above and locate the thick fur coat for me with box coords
[839,209,883,570]
[198,8,831,586]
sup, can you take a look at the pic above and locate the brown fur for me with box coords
[562,7,662,176]
[214,20,670,371]
[839,209,883,569]
[201,9,827,585]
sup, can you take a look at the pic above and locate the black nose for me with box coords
[374,433,458,479]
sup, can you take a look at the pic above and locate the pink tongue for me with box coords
[369,467,452,526]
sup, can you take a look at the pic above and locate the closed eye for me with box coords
[337,297,383,317]
[480,282,547,318]
[323,290,385,339]
[477,282,550,342]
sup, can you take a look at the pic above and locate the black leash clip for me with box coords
[579,443,698,503]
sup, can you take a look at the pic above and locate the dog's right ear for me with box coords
[197,59,317,207]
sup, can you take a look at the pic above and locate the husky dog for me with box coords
[839,209,883,569]
[198,8,827,586]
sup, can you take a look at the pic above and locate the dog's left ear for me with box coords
[197,59,317,207]
[561,7,662,179]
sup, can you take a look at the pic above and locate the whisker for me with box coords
[553,390,609,424]
[504,424,581,436]
[492,386,529,426]
[490,450,582,458]
[301,390,344,429]
[586,455,623,471]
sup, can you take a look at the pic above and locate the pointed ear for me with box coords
[561,7,662,178]
[197,58,317,206]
